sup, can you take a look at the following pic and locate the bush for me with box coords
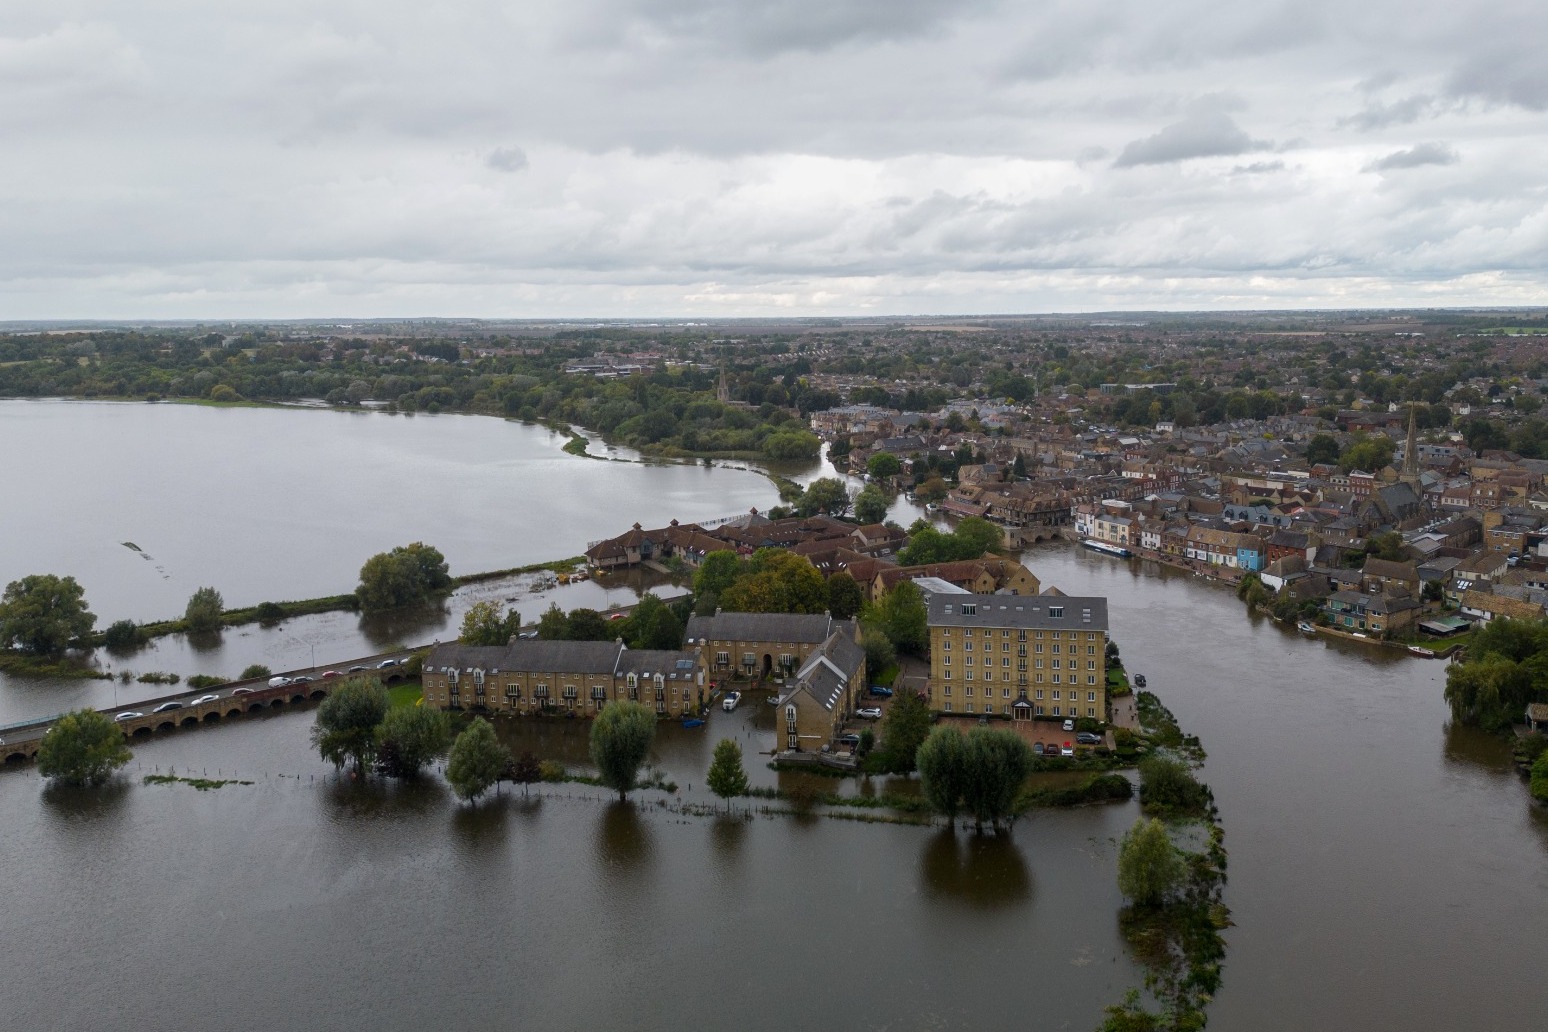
[184,586,225,634]
[136,671,180,685]
[255,602,285,624]
[186,675,224,689]
[102,619,145,649]
[1138,754,1211,817]
[538,759,566,783]
[1532,752,1548,806]
[240,664,271,680]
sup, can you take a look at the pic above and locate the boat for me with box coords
[682,717,705,729]
[1408,645,1437,658]
[1133,674,1146,688]
[1081,538,1132,558]
[721,691,742,712]
[1298,621,1317,635]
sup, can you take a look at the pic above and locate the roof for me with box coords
[781,630,866,713]
[426,640,625,675]
[684,611,838,645]
[927,591,1108,631]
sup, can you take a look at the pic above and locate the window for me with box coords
[1087,707,1096,718]
[562,685,578,699]
[965,703,974,713]
[1087,645,1096,656]
[944,702,953,712]
[533,684,549,698]
[943,640,952,651]
[1002,688,1011,698]
[1035,705,1044,715]
[1049,606,1063,618]
[961,604,977,616]
[1087,691,1096,702]
[965,686,974,697]
[715,651,729,666]
[627,673,638,689]
[1052,659,1060,669]
[1035,689,1044,700]
[964,641,973,652]
[1002,657,1010,667]
[1088,675,1097,685]
[742,653,755,668]
[1053,705,1061,716]
[1052,690,1061,700]
[505,683,519,698]
[943,686,952,697]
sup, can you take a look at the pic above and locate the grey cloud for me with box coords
[626,0,992,56]
[1449,47,1548,111]
[1339,94,1437,131]
[486,147,529,173]
[1115,111,1268,167]
[1231,161,1285,175]
[1365,143,1459,172]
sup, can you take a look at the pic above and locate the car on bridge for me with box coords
[114,712,143,722]
[376,659,400,669]
[152,701,183,713]
[190,694,219,706]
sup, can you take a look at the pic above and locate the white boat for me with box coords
[722,691,742,712]
[1298,621,1317,635]
[1081,538,1132,558]
[1408,645,1436,658]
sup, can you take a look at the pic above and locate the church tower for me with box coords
[1401,402,1420,485]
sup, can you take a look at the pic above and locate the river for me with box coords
[1,400,1544,1030]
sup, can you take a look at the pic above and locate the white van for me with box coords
[268,675,293,688]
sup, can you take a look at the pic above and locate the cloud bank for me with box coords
[2,0,1548,317]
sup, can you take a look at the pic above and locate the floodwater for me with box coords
[2,400,1545,1030]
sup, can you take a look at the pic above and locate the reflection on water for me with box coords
[40,777,131,819]
[597,801,652,871]
[452,796,510,848]
[358,602,452,649]
[710,813,750,861]
[920,829,1032,908]
[319,774,447,822]
[1443,720,1514,772]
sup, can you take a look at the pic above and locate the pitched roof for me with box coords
[426,640,625,675]
[684,611,838,645]
[927,591,1108,631]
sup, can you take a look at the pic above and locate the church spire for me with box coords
[1402,402,1419,483]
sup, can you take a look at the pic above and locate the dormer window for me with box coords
[1049,606,1064,618]
[961,604,977,616]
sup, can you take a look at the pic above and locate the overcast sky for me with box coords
[4,1,1548,318]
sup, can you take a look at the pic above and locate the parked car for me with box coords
[1033,742,1045,755]
[518,631,538,640]
[722,691,742,712]
[114,712,143,722]
[291,675,313,685]
[1060,743,1075,757]
[856,706,883,720]
[1076,731,1103,745]
[190,694,219,706]
[836,733,861,747]
[152,701,183,713]
[376,659,400,669]
[1062,718,1076,732]
[321,670,342,679]
[867,685,894,698]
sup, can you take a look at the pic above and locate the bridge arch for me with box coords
[180,715,199,727]
[203,711,221,723]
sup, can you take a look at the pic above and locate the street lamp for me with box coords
[310,643,317,671]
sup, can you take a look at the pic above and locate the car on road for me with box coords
[867,685,894,698]
[292,675,313,685]
[321,670,342,679]
[856,706,883,720]
[114,712,143,722]
[722,691,742,712]
[268,676,294,689]
[1062,718,1076,732]
[1060,743,1075,757]
[347,665,367,673]
[608,612,626,620]
[232,687,255,695]
[1076,731,1103,745]
[152,701,183,713]
[190,694,219,705]
[376,659,400,669]
[836,732,861,747]
[518,631,538,639]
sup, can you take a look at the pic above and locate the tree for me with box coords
[1365,531,1406,563]
[861,625,897,678]
[1305,433,1341,466]
[825,573,865,621]
[589,700,656,802]
[693,550,745,615]
[1117,817,1186,907]
[623,593,684,651]
[1339,433,1396,473]
[446,717,511,804]
[460,601,521,646]
[796,477,853,518]
[310,677,389,774]
[873,582,928,654]
[917,725,969,820]
[102,619,144,649]
[917,475,949,503]
[240,663,271,679]
[36,709,131,786]
[762,430,820,460]
[0,574,96,655]
[537,603,569,640]
[854,484,890,525]
[183,586,225,634]
[1138,754,1211,816]
[720,549,828,615]
[565,608,611,641]
[706,737,750,811]
[896,517,1001,566]
[877,688,932,772]
[510,751,542,795]
[355,542,451,612]
[374,705,451,778]
[866,452,901,479]
[959,728,1034,832]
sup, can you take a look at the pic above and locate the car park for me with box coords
[1076,731,1103,745]
[152,701,183,713]
[190,694,219,706]
[114,712,143,722]
[856,706,883,720]
[1062,718,1076,732]
[867,685,894,698]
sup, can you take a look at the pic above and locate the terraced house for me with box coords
[684,610,858,682]
[421,640,706,718]
[927,590,1110,721]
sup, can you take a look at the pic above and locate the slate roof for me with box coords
[684,611,839,645]
[427,639,625,675]
[781,629,866,713]
[927,592,1108,631]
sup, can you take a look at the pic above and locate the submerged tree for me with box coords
[706,738,749,811]
[917,725,968,821]
[183,586,225,635]
[36,709,132,786]
[311,677,389,774]
[1117,817,1185,907]
[0,574,96,656]
[374,705,451,778]
[446,717,511,804]
[589,700,656,802]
